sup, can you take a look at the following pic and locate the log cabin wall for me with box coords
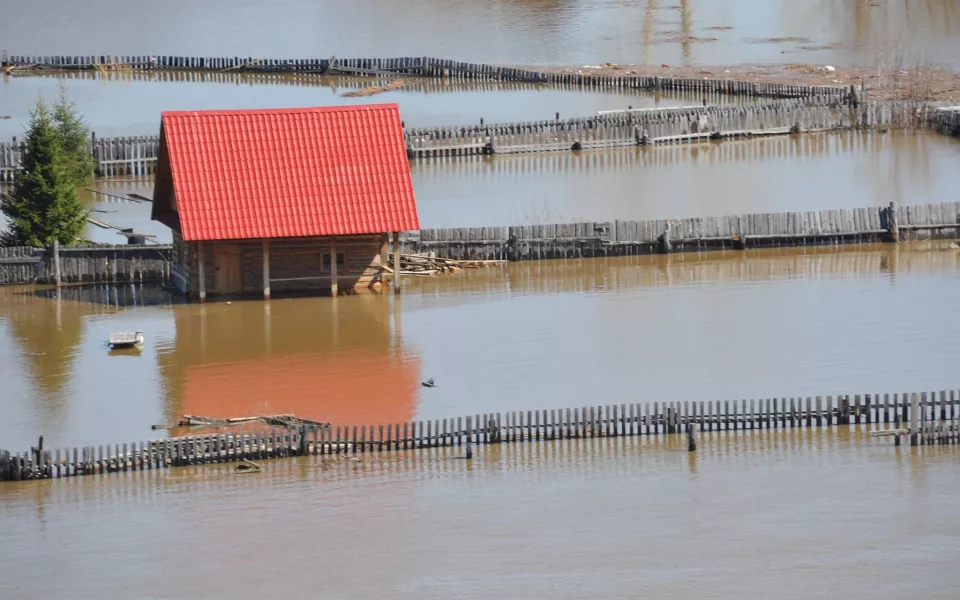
[185,234,385,298]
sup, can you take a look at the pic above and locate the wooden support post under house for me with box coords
[380,233,389,286]
[329,237,338,297]
[197,241,206,302]
[392,231,401,295]
[262,239,271,300]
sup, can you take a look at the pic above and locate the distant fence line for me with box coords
[3,100,954,182]
[1,389,957,481]
[14,67,765,106]
[401,201,960,261]
[2,54,850,100]
[404,99,940,158]
[0,244,171,285]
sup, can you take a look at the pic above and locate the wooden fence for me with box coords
[0,244,172,285]
[2,54,849,100]
[401,201,960,261]
[2,389,957,481]
[2,100,951,181]
[17,68,767,107]
[1,135,158,182]
[405,99,943,158]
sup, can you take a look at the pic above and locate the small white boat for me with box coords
[108,331,144,349]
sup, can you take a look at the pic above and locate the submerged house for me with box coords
[151,104,419,300]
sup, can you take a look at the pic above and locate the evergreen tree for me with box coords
[0,101,88,247]
[53,83,96,186]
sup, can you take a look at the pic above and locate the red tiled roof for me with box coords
[156,104,419,241]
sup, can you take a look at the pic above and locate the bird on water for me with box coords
[422,378,436,388]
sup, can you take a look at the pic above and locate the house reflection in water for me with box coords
[157,296,421,428]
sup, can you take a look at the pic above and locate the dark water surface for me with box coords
[2,242,959,450]
[1,430,958,599]
[2,0,959,68]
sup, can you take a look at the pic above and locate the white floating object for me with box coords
[823,65,836,72]
[108,331,144,349]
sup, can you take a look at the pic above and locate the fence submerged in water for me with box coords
[0,200,956,286]
[402,201,960,261]
[2,53,957,180]
[1,390,958,481]
[0,244,171,285]
[1,101,954,181]
[2,54,849,99]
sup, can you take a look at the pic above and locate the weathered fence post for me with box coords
[885,201,899,243]
[910,393,919,447]
[659,221,672,254]
[488,417,501,443]
[894,414,902,446]
[298,425,308,455]
[687,423,698,452]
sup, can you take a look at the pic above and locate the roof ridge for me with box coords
[161,104,400,118]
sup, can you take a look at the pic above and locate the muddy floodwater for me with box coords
[1,424,959,599]
[3,3,960,598]
[2,242,960,451]
[2,0,959,69]
[3,241,960,598]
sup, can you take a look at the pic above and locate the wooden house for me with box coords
[151,104,419,300]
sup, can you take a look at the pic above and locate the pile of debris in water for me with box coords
[152,414,330,431]
[381,254,505,277]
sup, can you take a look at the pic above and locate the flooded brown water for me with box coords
[2,241,960,451]
[3,2,960,594]
[2,0,959,69]
[1,430,959,599]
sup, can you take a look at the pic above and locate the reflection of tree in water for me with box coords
[0,284,171,422]
[0,289,85,411]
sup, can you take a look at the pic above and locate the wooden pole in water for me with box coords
[659,221,672,254]
[910,393,919,447]
[687,423,697,452]
[886,201,899,243]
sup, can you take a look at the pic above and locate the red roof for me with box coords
[153,104,419,241]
